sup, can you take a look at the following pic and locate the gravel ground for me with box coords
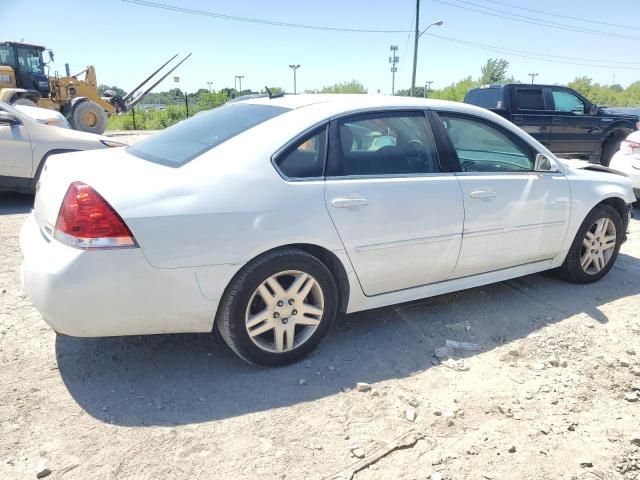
[1,194,639,480]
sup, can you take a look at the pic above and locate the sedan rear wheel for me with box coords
[558,204,623,283]
[246,270,325,354]
[217,248,338,366]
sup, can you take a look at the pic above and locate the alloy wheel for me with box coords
[580,217,617,275]
[245,270,325,353]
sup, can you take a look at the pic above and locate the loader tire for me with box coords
[68,100,107,134]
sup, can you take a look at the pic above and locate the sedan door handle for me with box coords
[331,197,369,208]
[470,189,497,199]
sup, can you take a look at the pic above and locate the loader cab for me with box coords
[0,42,50,98]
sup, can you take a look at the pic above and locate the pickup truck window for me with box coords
[552,90,585,115]
[516,89,545,110]
[464,88,502,109]
[440,114,533,172]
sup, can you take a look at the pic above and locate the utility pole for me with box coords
[410,1,443,97]
[424,80,433,98]
[389,45,399,95]
[528,72,539,84]
[289,64,300,94]
[206,81,213,92]
[410,0,420,97]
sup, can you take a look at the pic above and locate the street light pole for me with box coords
[425,80,433,98]
[289,64,300,94]
[235,75,245,94]
[410,10,444,97]
[528,72,539,84]
[206,81,213,92]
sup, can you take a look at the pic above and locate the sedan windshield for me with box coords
[128,103,290,167]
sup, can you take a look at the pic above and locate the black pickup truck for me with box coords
[464,84,639,165]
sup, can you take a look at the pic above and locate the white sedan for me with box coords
[0,100,124,193]
[609,130,640,205]
[20,95,635,366]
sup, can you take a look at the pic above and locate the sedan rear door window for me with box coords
[128,103,290,167]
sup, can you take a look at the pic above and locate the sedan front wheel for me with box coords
[558,204,623,283]
[216,248,338,366]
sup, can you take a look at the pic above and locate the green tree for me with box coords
[196,91,229,110]
[479,58,510,84]
[309,80,367,94]
[261,86,284,95]
[98,84,126,97]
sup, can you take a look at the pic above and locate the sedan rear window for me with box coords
[127,103,289,167]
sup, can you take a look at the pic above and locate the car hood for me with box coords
[559,158,628,177]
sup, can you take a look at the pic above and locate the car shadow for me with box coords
[56,242,640,427]
[0,192,33,215]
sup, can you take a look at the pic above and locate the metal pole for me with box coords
[132,107,136,130]
[389,45,398,95]
[410,0,420,97]
[184,91,189,118]
[425,80,433,98]
[289,65,300,94]
[528,73,538,84]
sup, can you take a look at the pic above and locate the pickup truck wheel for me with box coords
[557,204,623,284]
[601,136,623,166]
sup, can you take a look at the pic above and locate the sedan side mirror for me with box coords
[534,153,556,172]
[589,104,598,115]
[0,111,20,126]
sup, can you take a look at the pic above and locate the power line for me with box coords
[425,33,640,66]
[121,0,411,33]
[431,0,640,41]
[471,0,636,31]
[122,0,639,70]
[426,32,640,69]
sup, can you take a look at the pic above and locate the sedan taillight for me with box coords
[54,182,137,249]
[622,140,640,156]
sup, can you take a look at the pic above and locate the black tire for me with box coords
[557,204,623,283]
[600,136,623,166]
[68,100,108,134]
[216,248,338,367]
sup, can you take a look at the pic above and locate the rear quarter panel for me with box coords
[114,107,348,269]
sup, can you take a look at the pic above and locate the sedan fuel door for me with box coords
[324,111,464,296]
[435,112,571,278]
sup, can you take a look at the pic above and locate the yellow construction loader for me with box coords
[0,41,190,134]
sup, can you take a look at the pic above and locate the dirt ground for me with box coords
[1,193,639,480]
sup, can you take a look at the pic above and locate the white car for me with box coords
[0,100,125,193]
[14,104,72,129]
[20,95,635,366]
[609,130,640,204]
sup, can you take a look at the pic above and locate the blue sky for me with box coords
[2,0,638,95]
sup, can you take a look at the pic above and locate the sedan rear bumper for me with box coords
[20,214,219,337]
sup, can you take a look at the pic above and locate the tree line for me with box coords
[101,59,639,130]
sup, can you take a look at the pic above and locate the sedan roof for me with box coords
[239,93,473,115]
